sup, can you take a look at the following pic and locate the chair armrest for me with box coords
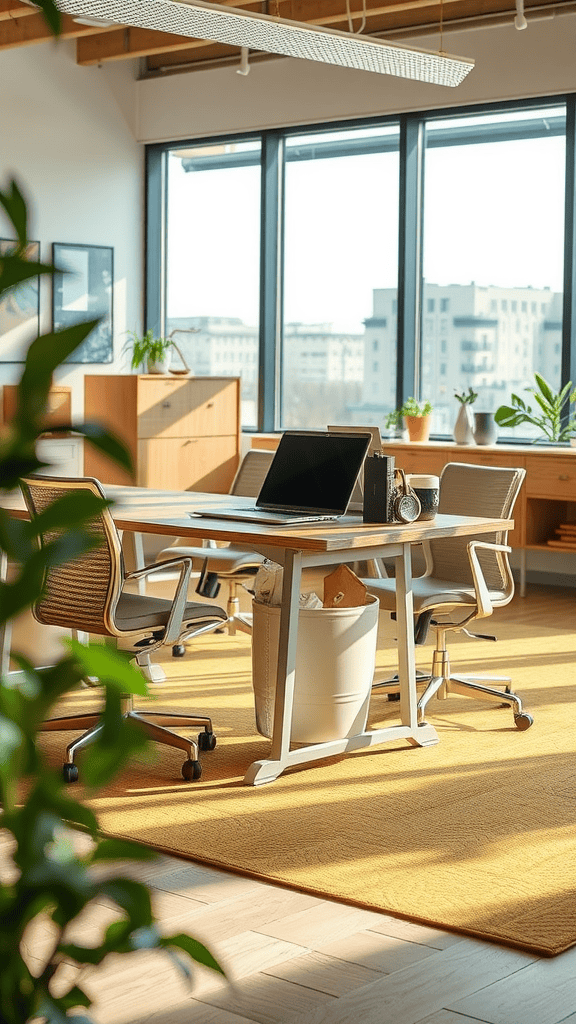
[466,540,511,619]
[125,556,193,645]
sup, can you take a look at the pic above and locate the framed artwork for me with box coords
[52,243,113,363]
[0,239,40,363]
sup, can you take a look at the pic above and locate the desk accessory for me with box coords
[363,456,421,524]
[407,473,440,521]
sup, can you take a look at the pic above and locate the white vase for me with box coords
[453,403,475,445]
[146,354,170,374]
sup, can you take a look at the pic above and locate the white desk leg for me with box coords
[394,543,438,747]
[243,550,302,785]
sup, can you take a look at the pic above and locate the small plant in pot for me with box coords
[495,372,576,443]
[125,328,174,373]
[387,398,433,442]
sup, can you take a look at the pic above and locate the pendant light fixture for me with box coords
[54,0,475,87]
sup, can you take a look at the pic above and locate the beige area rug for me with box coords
[39,592,576,957]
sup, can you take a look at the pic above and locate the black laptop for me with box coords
[192,430,371,525]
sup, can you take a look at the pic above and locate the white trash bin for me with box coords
[251,594,379,744]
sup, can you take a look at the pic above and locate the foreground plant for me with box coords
[0,175,224,1022]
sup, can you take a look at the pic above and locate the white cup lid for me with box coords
[407,474,439,488]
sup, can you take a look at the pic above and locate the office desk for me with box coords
[2,485,513,786]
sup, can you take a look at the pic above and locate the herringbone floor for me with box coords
[7,583,576,1024]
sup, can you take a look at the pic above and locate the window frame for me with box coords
[145,93,576,442]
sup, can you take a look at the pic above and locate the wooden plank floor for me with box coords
[7,583,576,1024]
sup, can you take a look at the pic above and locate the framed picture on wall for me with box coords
[52,243,114,363]
[0,239,40,363]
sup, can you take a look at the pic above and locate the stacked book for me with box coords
[547,523,576,549]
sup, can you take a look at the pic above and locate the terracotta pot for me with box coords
[404,414,430,443]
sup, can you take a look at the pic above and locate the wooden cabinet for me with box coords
[84,375,240,492]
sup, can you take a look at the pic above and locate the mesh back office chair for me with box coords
[21,475,228,782]
[363,462,534,730]
[155,448,275,637]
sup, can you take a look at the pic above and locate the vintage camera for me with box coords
[363,454,421,524]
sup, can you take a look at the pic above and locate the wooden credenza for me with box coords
[84,375,240,493]
[253,435,576,592]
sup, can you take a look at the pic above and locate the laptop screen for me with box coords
[256,430,371,515]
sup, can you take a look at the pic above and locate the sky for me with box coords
[166,121,566,336]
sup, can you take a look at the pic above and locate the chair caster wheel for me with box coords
[198,730,217,752]
[182,759,202,781]
[387,692,401,702]
[172,644,186,658]
[514,712,533,730]
[63,763,79,783]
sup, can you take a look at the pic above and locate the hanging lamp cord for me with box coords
[346,0,367,34]
[439,0,445,54]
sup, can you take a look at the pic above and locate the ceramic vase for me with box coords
[473,411,498,446]
[453,403,475,445]
[146,355,171,374]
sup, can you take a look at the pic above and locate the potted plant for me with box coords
[495,372,576,443]
[403,397,433,442]
[453,386,477,445]
[387,398,433,442]
[125,328,175,373]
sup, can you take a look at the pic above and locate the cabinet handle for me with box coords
[207,402,214,408]
[162,401,171,409]
[559,474,570,480]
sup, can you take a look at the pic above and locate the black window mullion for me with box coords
[259,131,284,433]
[563,95,576,392]
[144,146,167,338]
[397,115,424,407]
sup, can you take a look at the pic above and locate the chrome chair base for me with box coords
[372,666,533,730]
[40,703,216,782]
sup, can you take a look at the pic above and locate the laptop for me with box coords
[192,430,372,526]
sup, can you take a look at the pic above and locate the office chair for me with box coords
[21,474,228,783]
[364,462,534,730]
[155,448,275,638]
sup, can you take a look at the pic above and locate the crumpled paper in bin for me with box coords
[249,559,322,608]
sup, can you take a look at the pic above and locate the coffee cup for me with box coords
[407,474,439,521]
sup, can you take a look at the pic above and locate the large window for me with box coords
[147,96,576,442]
[421,106,566,437]
[281,126,399,430]
[164,139,261,427]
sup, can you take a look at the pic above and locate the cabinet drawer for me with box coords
[138,436,239,493]
[525,458,576,499]
[390,449,446,477]
[137,378,238,439]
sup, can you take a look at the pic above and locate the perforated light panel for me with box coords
[59,0,475,86]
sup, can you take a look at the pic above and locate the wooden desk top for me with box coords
[0,484,512,555]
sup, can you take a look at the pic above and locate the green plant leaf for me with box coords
[90,838,156,864]
[64,640,149,696]
[159,933,225,975]
[0,179,28,247]
[494,405,522,427]
[533,372,555,405]
[99,878,153,928]
[0,254,57,295]
[78,421,133,474]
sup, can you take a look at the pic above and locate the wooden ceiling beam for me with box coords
[0,11,108,47]
[76,26,224,64]
[0,1,38,22]
[76,0,450,65]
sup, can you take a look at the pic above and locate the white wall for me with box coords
[0,41,142,419]
[136,14,576,142]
